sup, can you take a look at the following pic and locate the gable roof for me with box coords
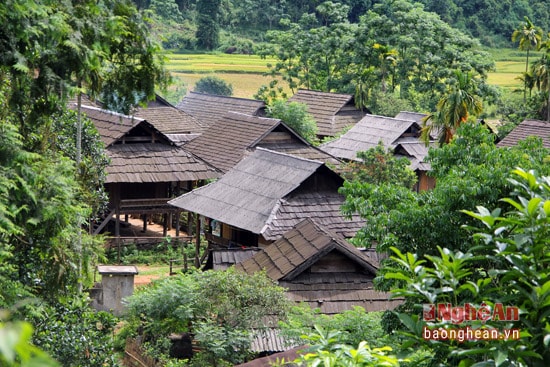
[169,148,361,239]
[320,114,422,161]
[73,104,146,147]
[394,140,432,171]
[236,218,378,281]
[184,112,341,172]
[134,106,205,135]
[175,92,266,127]
[394,111,427,122]
[236,218,398,314]
[288,89,366,137]
[74,104,221,183]
[169,148,326,234]
[105,144,221,183]
[497,119,550,148]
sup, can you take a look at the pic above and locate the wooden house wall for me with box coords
[310,251,361,273]
[417,172,436,192]
[106,182,170,203]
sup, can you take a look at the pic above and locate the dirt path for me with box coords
[133,265,170,287]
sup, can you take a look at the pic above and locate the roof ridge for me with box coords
[77,104,145,122]
[254,147,325,165]
[188,91,264,103]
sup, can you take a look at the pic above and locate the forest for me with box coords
[0,0,549,366]
[135,0,550,49]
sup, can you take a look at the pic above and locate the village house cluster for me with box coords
[75,90,550,362]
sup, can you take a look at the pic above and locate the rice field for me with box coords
[164,49,531,99]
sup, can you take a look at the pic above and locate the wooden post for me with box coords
[142,214,148,232]
[162,213,168,237]
[195,214,200,268]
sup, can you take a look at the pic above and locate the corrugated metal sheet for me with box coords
[175,92,265,127]
[210,248,263,270]
[288,89,366,137]
[320,114,422,161]
[497,119,550,148]
[105,144,221,183]
[250,328,292,353]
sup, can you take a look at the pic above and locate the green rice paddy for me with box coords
[164,48,532,99]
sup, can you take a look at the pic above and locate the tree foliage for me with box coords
[384,168,550,366]
[196,0,221,50]
[289,326,401,367]
[266,100,319,144]
[341,123,550,261]
[258,0,497,112]
[421,70,484,145]
[194,75,233,96]
[120,268,291,366]
[341,142,417,189]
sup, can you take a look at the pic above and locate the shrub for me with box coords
[194,75,233,96]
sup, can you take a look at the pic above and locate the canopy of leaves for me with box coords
[257,0,497,112]
[341,123,550,263]
[341,142,417,189]
[194,75,233,96]
[267,100,319,144]
[385,168,550,366]
[121,268,291,365]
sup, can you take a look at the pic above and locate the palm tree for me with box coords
[512,17,542,101]
[421,70,483,145]
[536,35,550,122]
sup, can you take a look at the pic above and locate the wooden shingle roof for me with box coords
[184,112,341,173]
[497,119,550,148]
[394,111,427,122]
[175,92,266,127]
[105,143,221,183]
[394,141,432,171]
[73,104,145,147]
[169,148,362,240]
[288,89,366,137]
[236,218,377,280]
[320,114,422,161]
[134,106,205,135]
[236,219,398,314]
[184,112,280,172]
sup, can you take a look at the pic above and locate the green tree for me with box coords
[267,100,319,144]
[0,311,58,367]
[341,123,550,263]
[512,17,542,101]
[534,34,550,122]
[194,75,233,96]
[292,326,400,367]
[120,268,290,366]
[196,0,221,50]
[421,70,483,145]
[384,168,550,366]
[341,142,417,189]
[259,0,496,112]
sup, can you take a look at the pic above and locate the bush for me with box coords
[120,268,290,365]
[30,297,118,367]
[194,75,233,96]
